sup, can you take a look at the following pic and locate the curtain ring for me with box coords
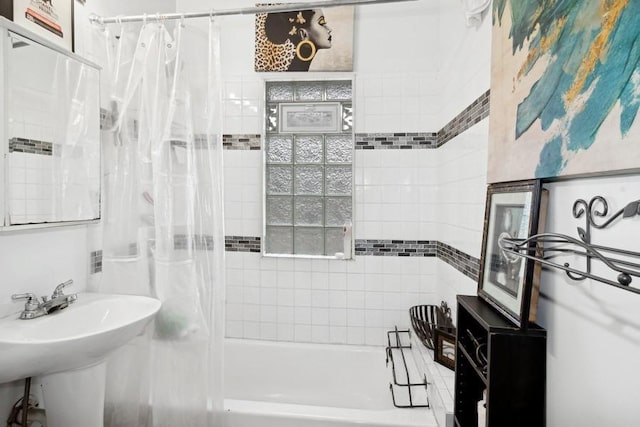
[180,14,185,28]
[113,15,122,36]
[156,12,161,23]
[209,9,214,22]
[143,13,147,25]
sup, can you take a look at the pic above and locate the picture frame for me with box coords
[488,2,640,183]
[434,327,456,371]
[0,0,74,52]
[254,6,354,72]
[477,180,547,328]
[279,103,341,133]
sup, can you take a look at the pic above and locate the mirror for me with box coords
[4,30,100,226]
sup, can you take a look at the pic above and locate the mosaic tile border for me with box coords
[223,134,261,150]
[90,250,102,274]
[92,236,478,280]
[355,133,438,150]
[355,90,490,150]
[219,236,479,281]
[354,239,437,256]
[9,137,53,156]
[174,234,215,251]
[437,89,490,148]
[437,241,480,281]
[225,236,261,253]
[354,240,479,281]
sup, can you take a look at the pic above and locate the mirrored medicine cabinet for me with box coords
[0,17,101,229]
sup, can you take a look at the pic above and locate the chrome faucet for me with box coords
[11,280,78,319]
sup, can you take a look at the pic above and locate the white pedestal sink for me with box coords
[0,292,161,427]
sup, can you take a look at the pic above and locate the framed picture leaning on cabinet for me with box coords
[477,180,548,328]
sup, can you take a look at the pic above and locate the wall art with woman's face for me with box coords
[255,5,354,72]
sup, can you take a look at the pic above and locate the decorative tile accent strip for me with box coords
[223,134,261,150]
[90,250,103,274]
[354,133,438,150]
[353,90,490,150]
[437,90,490,148]
[8,137,53,156]
[222,235,479,280]
[225,236,261,252]
[174,234,215,251]
[437,242,480,281]
[354,239,437,256]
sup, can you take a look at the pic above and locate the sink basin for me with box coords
[0,292,161,384]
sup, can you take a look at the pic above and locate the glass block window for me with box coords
[264,80,353,258]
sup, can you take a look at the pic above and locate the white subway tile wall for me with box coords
[220,89,488,343]
[355,72,440,133]
[437,119,489,257]
[225,252,438,346]
[223,77,264,134]
[7,65,58,224]
[223,150,263,237]
[7,152,55,224]
[220,73,441,136]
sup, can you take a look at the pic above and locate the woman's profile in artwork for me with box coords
[255,9,332,72]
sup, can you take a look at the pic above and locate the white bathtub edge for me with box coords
[224,398,437,427]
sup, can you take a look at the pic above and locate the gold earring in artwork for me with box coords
[296,40,316,62]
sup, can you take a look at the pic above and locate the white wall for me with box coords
[436,2,491,129]
[540,176,640,427]
[435,0,491,317]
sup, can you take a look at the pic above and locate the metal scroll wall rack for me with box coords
[385,327,429,408]
[499,196,640,293]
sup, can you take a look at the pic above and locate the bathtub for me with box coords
[223,339,437,427]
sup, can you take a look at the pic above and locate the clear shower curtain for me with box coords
[97,18,225,427]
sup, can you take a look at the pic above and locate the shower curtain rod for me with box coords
[88,0,417,25]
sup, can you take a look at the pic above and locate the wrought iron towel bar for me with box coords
[498,195,640,294]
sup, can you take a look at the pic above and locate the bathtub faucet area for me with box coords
[11,279,77,319]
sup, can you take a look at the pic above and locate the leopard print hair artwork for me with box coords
[255,12,295,72]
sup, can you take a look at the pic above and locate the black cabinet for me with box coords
[454,295,546,427]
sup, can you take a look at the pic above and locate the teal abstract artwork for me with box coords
[488,0,640,182]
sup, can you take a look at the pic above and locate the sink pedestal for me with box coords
[0,292,161,425]
[40,362,106,427]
